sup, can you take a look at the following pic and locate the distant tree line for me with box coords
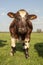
[36,29,42,33]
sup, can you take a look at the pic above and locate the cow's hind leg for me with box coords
[23,38,30,58]
[10,37,16,56]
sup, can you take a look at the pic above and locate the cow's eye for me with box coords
[16,17,20,21]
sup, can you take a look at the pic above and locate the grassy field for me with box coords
[0,32,43,65]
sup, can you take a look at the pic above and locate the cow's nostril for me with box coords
[19,28,21,30]
[22,28,24,31]
[18,28,25,32]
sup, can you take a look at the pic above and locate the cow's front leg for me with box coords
[23,38,30,58]
[10,37,16,56]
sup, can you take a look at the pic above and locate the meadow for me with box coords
[0,32,43,65]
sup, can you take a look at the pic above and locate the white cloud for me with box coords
[0,8,7,16]
[0,8,6,11]
[0,12,6,16]
[29,9,40,14]
[34,9,40,13]
[40,16,43,19]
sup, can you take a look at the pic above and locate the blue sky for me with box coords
[0,0,43,32]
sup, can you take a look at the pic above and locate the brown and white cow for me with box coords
[7,9,37,58]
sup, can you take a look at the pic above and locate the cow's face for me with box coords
[7,9,37,34]
[16,10,28,34]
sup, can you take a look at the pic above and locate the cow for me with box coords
[7,9,37,58]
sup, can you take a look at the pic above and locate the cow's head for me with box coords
[7,9,37,34]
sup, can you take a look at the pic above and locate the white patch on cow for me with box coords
[10,51,13,56]
[24,38,30,49]
[11,37,16,47]
[19,10,26,17]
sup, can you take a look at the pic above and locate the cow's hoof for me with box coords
[25,54,29,59]
[10,52,14,56]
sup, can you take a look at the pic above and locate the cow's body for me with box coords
[7,9,37,58]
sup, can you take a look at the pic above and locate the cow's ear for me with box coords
[7,12,15,18]
[28,14,37,20]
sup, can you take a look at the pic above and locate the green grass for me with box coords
[0,32,43,65]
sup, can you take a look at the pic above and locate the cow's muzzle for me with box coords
[18,27,27,34]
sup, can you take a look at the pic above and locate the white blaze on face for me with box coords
[19,10,26,18]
